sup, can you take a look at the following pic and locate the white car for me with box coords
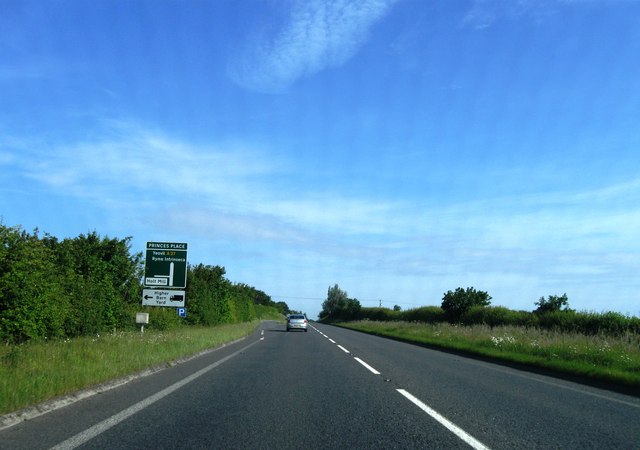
[286,314,308,332]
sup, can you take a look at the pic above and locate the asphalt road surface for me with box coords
[1,321,639,449]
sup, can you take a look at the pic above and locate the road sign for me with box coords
[142,289,186,307]
[177,307,187,317]
[144,242,188,288]
[136,313,149,324]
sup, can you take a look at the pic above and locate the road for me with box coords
[1,321,639,449]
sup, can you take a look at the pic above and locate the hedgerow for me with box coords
[0,223,285,343]
[354,305,638,337]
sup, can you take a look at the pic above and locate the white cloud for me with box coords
[21,125,276,207]
[228,0,398,92]
[4,122,640,315]
[9,122,404,241]
[460,0,624,29]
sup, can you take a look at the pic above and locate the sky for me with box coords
[1,0,639,318]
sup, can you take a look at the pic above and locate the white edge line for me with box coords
[51,339,262,449]
[354,357,380,375]
[337,345,350,354]
[397,389,491,450]
[329,339,336,344]
[0,336,250,432]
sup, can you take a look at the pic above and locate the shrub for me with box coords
[144,306,183,331]
[460,306,538,328]
[400,306,446,323]
[0,226,69,342]
[359,307,399,322]
[441,287,492,322]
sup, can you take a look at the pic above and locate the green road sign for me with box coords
[144,242,188,288]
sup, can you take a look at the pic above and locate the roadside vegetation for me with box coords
[0,222,291,344]
[339,321,640,387]
[0,222,290,415]
[320,284,640,389]
[0,322,264,415]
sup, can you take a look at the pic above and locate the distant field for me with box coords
[0,322,261,415]
[338,320,640,389]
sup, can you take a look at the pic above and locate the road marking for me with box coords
[397,389,491,450]
[483,364,640,408]
[329,339,336,343]
[354,357,380,375]
[337,345,350,354]
[50,338,262,450]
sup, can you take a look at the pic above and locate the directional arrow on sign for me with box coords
[142,289,186,307]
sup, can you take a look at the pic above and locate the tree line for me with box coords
[0,223,289,343]
[320,284,639,336]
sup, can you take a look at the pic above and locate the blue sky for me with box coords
[1,0,639,318]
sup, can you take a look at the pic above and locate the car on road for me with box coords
[286,314,308,332]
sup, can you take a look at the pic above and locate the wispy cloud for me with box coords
[20,124,277,208]
[460,0,623,29]
[11,122,640,256]
[4,122,639,313]
[228,0,398,92]
[7,122,403,242]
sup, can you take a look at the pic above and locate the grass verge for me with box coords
[0,321,260,415]
[337,321,640,391]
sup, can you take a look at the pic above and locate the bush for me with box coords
[400,306,446,323]
[0,222,273,343]
[1,226,70,342]
[460,306,537,328]
[144,307,186,331]
[536,310,578,332]
[358,307,399,322]
[441,287,492,322]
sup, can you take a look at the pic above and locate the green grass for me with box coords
[0,322,260,415]
[338,321,640,388]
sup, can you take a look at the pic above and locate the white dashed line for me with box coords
[314,326,491,449]
[397,389,491,450]
[354,357,380,375]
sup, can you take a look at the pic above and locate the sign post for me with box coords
[144,242,188,288]
[142,289,186,307]
[136,312,149,333]
[143,242,188,308]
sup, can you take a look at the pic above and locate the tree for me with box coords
[441,287,492,321]
[320,284,348,319]
[534,293,570,313]
[320,284,361,321]
[0,225,68,342]
[342,297,361,320]
[274,301,291,316]
[186,264,232,325]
